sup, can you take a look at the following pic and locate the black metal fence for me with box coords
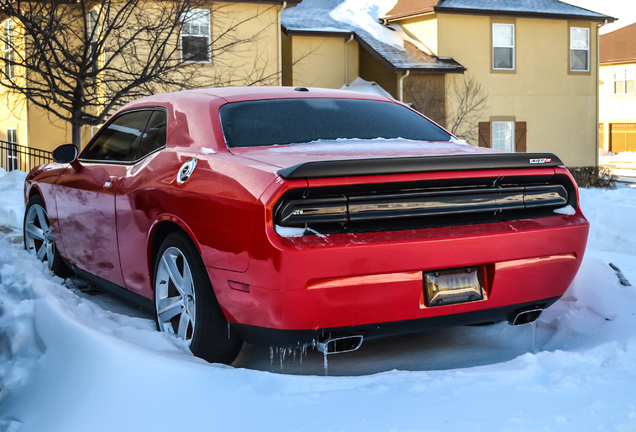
[0,140,52,173]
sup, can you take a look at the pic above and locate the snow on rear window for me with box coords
[219,98,451,148]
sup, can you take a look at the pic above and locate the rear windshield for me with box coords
[219,98,452,148]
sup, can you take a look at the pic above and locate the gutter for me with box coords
[345,34,354,85]
[278,1,287,86]
[398,70,410,102]
[596,20,606,164]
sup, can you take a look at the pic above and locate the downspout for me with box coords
[278,1,287,86]
[595,21,605,166]
[398,70,410,102]
[344,34,354,86]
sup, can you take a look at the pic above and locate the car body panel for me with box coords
[24,86,589,350]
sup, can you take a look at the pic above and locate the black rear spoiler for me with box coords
[277,153,564,179]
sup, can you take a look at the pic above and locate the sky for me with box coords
[566,0,636,33]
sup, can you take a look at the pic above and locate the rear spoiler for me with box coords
[277,153,563,180]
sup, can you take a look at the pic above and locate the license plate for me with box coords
[424,267,483,307]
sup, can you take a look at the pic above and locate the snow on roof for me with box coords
[340,77,394,98]
[282,0,465,73]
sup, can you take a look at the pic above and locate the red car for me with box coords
[23,87,589,364]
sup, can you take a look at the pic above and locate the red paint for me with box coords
[24,87,589,340]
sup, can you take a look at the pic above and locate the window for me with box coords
[135,110,167,159]
[220,99,451,148]
[493,23,514,70]
[613,65,635,95]
[3,20,15,80]
[570,27,589,72]
[180,9,211,62]
[81,110,166,162]
[6,128,18,171]
[87,8,100,73]
[492,121,515,152]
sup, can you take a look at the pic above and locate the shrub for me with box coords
[568,166,616,189]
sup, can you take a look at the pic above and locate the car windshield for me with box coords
[219,98,452,148]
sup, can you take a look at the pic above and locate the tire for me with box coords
[153,232,242,364]
[23,195,71,277]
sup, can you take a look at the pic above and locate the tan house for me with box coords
[599,22,636,153]
[0,0,295,160]
[283,0,613,166]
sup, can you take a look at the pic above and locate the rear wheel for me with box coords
[23,195,71,277]
[153,232,242,364]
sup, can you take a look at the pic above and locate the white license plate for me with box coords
[424,267,483,307]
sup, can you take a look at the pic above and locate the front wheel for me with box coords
[153,232,242,364]
[23,195,71,277]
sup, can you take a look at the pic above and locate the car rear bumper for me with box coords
[208,212,589,340]
[231,297,561,346]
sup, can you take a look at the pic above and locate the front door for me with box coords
[55,110,155,287]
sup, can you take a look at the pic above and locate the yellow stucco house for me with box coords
[0,0,294,166]
[599,22,636,153]
[283,0,614,166]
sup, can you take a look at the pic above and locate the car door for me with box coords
[55,110,154,287]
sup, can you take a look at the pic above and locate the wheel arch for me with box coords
[26,184,44,203]
[148,217,202,285]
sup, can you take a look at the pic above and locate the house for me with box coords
[0,1,295,159]
[599,22,636,153]
[281,0,465,127]
[283,0,614,166]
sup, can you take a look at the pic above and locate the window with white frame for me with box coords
[570,27,589,72]
[492,121,515,152]
[6,128,18,171]
[613,65,635,95]
[493,23,515,70]
[2,20,15,80]
[180,9,211,63]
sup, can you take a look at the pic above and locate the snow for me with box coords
[330,0,402,49]
[1,168,636,431]
[340,77,394,99]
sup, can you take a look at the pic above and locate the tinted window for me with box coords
[82,110,152,162]
[220,98,452,148]
[136,110,167,159]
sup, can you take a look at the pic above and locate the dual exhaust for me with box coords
[508,307,544,326]
[314,307,544,356]
[316,334,364,355]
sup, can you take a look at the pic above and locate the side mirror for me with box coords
[52,144,81,172]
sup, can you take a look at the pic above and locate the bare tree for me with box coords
[404,74,487,144]
[447,75,488,143]
[0,0,282,148]
[403,74,446,127]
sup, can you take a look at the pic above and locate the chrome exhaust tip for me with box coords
[316,334,364,354]
[509,308,544,326]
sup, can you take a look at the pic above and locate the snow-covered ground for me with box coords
[1,167,636,431]
[600,150,636,182]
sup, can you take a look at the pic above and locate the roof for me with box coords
[600,23,636,65]
[281,0,465,74]
[384,0,616,23]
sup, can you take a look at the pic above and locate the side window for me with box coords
[492,23,515,71]
[570,27,589,72]
[3,19,15,80]
[492,121,515,151]
[81,110,152,162]
[613,65,635,95]
[136,110,167,159]
[180,9,211,62]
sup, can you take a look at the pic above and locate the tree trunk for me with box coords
[72,122,83,150]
